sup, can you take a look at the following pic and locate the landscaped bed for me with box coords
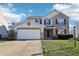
[42,40,79,56]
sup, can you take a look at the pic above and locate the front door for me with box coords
[47,30,50,37]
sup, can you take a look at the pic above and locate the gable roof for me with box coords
[27,9,69,20]
[12,16,44,28]
[11,19,28,29]
[12,19,44,29]
[49,9,69,17]
[42,9,69,20]
[13,20,45,31]
[27,16,44,19]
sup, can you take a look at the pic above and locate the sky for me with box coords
[0,3,79,29]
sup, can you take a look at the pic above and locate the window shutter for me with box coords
[64,19,66,24]
[56,19,57,24]
[35,20,37,22]
[44,19,46,25]
[49,20,50,25]
[64,29,66,34]
[40,20,42,24]
[56,29,58,34]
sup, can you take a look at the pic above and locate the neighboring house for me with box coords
[0,26,8,38]
[0,14,8,39]
[75,24,79,38]
[13,10,69,39]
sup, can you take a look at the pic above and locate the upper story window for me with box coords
[35,19,42,24]
[40,19,42,24]
[35,20,37,22]
[44,18,50,25]
[57,19,64,25]
[56,19,66,25]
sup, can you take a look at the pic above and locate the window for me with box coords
[57,19,64,25]
[57,29,64,34]
[56,19,57,24]
[27,22,31,26]
[55,29,58,34]
[40,19,42,24]
[35,19,42,24]
[0,34,2,39]
[64,29,66,34]
[64,19,66,24]
[35,20,37,22]
[47,30,50,37]
[44,19,46,25]
[44,18,50,25]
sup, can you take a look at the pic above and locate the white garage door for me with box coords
[17,29,41,39]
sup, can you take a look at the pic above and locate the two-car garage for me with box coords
[14,21,44,40]
[17,28,41,39]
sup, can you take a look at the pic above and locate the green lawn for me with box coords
[42,40,79,56]
[0,39,7,44]
[0,41,6,43]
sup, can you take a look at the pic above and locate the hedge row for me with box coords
[58,34,73,39]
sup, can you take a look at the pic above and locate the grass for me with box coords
[0,41,6,44]
[0,39,8,44]
[0,41,5,42]
[42,40,79,56]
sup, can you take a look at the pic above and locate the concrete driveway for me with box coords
[0,40,43,56]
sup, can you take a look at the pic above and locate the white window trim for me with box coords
[57,19,64,25]
[44,18,52,26]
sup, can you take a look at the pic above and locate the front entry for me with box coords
[44,29,53,39]
[47,30,51,37]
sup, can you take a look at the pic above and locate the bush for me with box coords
[58,34,73,39]
[8,30,16,40]
[0,38,15,41]
[76,38,79,41]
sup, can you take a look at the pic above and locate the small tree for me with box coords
[8,22,15,40]
[8,30,15,40]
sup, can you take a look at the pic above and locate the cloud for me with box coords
[53,4,71,11]
[53,3,79,21]
[69,24,74,29]
[0,3,16,13]
[2,13,26,25]
[0,3,26,26]
[28,10,33,13]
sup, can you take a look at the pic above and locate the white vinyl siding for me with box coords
[35,19,42,24]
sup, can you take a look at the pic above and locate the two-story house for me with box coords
[13,10,69,40]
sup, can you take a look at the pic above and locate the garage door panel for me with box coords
[17,29,41,39]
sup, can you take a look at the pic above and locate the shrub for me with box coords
[76,38,79,41]
[58,34,73,39]
[7,30,16,40]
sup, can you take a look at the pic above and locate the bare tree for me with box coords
[8,23,15,40]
